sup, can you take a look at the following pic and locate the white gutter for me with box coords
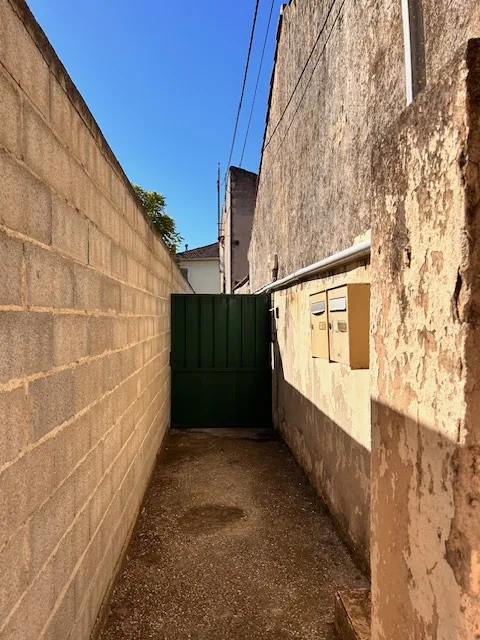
[254,239,371,294]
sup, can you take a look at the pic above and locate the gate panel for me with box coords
[171,294,271,428]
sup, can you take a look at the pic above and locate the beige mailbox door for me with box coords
[327,284,370,369]
[327,286,349,365]
[310,291,329,359]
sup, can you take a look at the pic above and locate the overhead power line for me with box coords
[262,0,340,152]
[239,0,276,167]
[224,0,261,185]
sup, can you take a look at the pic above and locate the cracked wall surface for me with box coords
[0,1,191,638]
[371,41,480,640]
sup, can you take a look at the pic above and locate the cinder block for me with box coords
[74,358,104,413]
[111,244,128,281]
[0,526,29,628]
[0,229,23,305]
[73,443,103,520]
[53,511,89,597]
[89,394,114,448]
[112,316,128,350]
[54,313,88,366]
[0,0,50,118]
[28,479,75,577]
[0,65,21,157]
[0,148,52,244]
[102,424,122,474]
[29,369,75,442]
[74,264,103,312]
[89,472,113,535]
[54,410,91,486]
[0,436,56,550]
[52,195,89,264]
[41,580,76,640]
[0,311,54,383]
[26,243,75,309]
[102,275,121,313]
[89,225,111,274]
[109,168,125,214]
[23,102,73,204]
[87,315,113,356]
[102,351,123,392]
[0,559,55,640]
[0,386,28,467]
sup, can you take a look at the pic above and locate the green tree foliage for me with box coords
[132,184,183,253]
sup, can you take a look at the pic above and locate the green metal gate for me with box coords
[171,294,272,428]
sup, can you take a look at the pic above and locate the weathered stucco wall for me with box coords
[0,1,191,638]
[273,259,371,567]
[371,41,480,639]
[249,0,480,287]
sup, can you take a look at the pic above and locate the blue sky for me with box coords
[27,0,283,250]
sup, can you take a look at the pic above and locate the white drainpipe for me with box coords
[254,239,371,294]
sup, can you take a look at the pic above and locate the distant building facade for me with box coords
[176,243,220,293]
[219,167,257,293]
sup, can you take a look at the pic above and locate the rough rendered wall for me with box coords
[371,42,480,640]
[0,1,191,639]
[249,0,480,287]
[273,260,371,567]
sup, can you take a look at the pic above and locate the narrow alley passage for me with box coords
[100,429,367,639]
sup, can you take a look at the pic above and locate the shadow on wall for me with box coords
[370,399,478,640]
[273,344,371,574]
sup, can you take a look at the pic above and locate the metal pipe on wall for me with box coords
[253,239,371,294]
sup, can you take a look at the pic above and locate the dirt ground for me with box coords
[99,429,368,639]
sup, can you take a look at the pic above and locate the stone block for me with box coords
[0,65,21,157]
[0,229,23,305]
[89,471,113,535]
[0,386,28,467]
[54,313,88,366]
[52,195,89,263]
[74,358,104,413]
[29,369,75,442]
[87,315,113,357]
[88,225,111,274]
[102,424,122,474]
[102,275,121,313]
[0,0,50,118]
[0,526,29,628]
[0,311,54,383]
[26,243,74,309]
[28,479,75,577]
[0,148,52,243]
[89,394,114,448]
[112,317,128,350]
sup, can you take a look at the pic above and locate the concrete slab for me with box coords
[99,429,368,639]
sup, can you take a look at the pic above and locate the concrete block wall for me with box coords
[0,1,191,638]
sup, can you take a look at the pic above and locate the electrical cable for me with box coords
[239,0,276,167]
[223,0,261,185]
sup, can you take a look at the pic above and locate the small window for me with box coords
[181,267,188,281]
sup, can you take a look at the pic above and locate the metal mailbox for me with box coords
[310,291,329,360]
[327,284,370,369]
